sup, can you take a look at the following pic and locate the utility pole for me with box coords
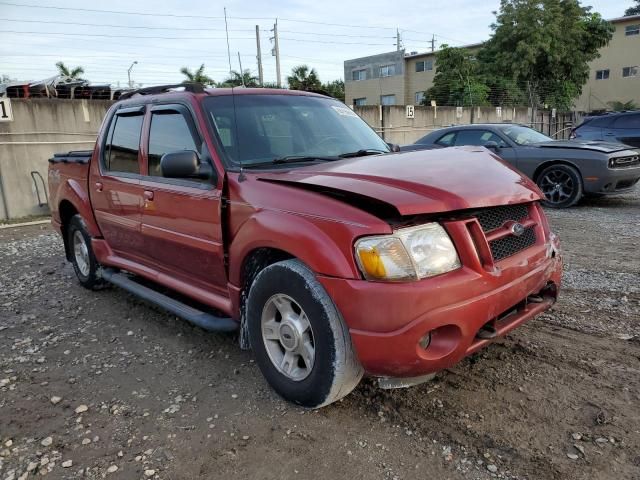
[127,60,137,88]
[224,7,232,77]
[271,19,282,87]
[430,34,436,52]
[396,28,402,51]
[255,25,264,86]
[237,52,245,86]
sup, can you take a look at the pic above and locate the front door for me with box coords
[453,129,519,167]
[137,104,227,295]
[89,106,146,260]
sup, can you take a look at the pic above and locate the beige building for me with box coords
[344,15,640,112]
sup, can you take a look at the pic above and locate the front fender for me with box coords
[228,209,362,287]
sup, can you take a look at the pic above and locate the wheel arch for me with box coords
[58,199,79,261]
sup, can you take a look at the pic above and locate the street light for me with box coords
[127,61,138,88]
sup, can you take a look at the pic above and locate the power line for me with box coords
[0,30,254,40]
[0,17,256,31]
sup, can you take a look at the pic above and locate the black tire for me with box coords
[67,215,105,290]
[247,259,363,408]
[536,164,583,208]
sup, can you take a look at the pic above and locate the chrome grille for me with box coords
[489,227,537,261]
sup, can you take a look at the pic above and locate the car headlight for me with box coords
[354,223,461,282]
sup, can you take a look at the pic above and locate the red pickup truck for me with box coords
[48,84,562,407]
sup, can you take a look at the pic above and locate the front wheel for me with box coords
[536,164,583,208]
[247,259,363,408]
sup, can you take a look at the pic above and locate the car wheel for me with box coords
[67,215,105,290]
[247,259,363,408]
[536,164,583,208]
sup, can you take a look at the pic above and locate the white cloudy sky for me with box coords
[0,0,629,87]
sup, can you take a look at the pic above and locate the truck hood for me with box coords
[532,140,632,153]
[255,147,541,216]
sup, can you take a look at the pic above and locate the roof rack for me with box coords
[119,82,205,100]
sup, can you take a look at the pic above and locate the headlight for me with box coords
[354,223,461,282]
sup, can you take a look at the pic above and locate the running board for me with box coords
[101,269,238,333]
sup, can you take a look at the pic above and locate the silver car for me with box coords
[402,123,640,208]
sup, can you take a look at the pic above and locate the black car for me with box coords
[401,123,640,208]
[570,110,640,148]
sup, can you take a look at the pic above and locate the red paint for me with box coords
[48,88,562,379]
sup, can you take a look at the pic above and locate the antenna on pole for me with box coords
[270,19,282,87]
[224,7,232,77]
[255,25,264,86]
[237,52,245,87]
[396,28,403,51]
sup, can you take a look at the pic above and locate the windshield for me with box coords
[204,94,389,167]
[500,125,552,145]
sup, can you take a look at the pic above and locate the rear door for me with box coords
[606,113,640,147]
[89,106,146,259]
[137,103,227,295]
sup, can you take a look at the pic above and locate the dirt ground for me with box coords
[1,191,638,480]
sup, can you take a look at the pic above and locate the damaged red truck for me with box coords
[48,85,562,407]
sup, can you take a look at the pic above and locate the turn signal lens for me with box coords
[355,237,416,281]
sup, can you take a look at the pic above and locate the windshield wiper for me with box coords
[240,155,339,169]
[338,149,387,158]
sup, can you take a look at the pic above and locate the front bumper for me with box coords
[318,232,562,378]
[584,165,640,194]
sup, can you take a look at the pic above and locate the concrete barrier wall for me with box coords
[355,105,533,145]
[0,99,113,220]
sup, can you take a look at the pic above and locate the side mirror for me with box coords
[160,150,212,179]
[484,141,500,152]
[387,143,401,152]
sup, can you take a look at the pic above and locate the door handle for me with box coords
[95,182,103,192]
[143,190,154,201]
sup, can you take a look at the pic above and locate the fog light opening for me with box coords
[418,332,432,350]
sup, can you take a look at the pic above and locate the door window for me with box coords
[613,113,640,129]
[454,130,507,147]
[147,111,198,177]
[105,114,143,174]
[435,132,456,146]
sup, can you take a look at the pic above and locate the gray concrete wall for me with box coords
[0,99,113,220]
[355,105,533,145]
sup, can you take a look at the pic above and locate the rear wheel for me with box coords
[247,259,363,408]
[536,164,583,208]
[67,215,105,290]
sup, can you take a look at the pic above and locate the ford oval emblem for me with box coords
[511,223,525,237]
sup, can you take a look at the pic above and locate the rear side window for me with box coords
[435,132,456,146]
[148,112,198,177]
[585,116,613,128]
[104,113,143,174]
[613,113,640,129]
[454,130,507,147]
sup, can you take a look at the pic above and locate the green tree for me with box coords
[55,62,85,80]
[221,69,259,87]
[179,64,215,86]
[423,45,489,107]
[321,79,345,102]
[608,100,638,111]
[480,0,614,110]
[286,65,321,91]
[626,0,640,16]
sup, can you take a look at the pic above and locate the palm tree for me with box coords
[55,62,85,80]
[287,65,321,91]
[179,64,215,86]
[608,100,638,111]
[221,69,259,87]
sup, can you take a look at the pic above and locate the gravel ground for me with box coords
[1,190,638,480]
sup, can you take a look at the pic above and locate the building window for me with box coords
[415,60,434,73]
[415,91,425,104]
[595,69,609,80]
[380,94,396,105]
[625,24,640,36]
[379,65,396,77]
[352,69,366,81]
[353,97,367,106]
[622,66,638,78]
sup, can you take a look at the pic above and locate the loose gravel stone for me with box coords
[40,437,52,447]
[75,405,88,414]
